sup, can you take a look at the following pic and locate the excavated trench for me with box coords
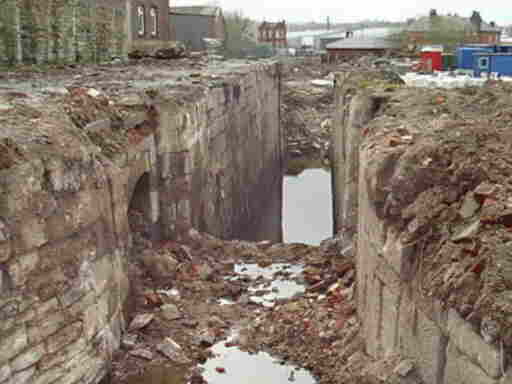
[122,101,334,384]
[122,159,333,384]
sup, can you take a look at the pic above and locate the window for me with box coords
[479,57,489,69]
[137,5,145,36]
[150,7,158,37]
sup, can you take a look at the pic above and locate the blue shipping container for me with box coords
[497,45,512,53]
[474,53,512,77]
[457,46,495,69]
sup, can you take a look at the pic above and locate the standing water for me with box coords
[283,168,332,245]
[123,166,331,384]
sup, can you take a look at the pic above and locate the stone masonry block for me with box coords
[27,311,68,345]
[13,218,47,254]
[45,322,83,355]
[447,309,501,379]
[11,366,35,384]
[444,341,497,384]
[382,226,415,280]
[91,256,114,296]
[399,305,444,384]
[7,251,40,288]
[381,283,400,356]
[0,326,27,365]
[39,338,88,373]
[45,189,105,242]
[0,364,12,383]
[10,343,45,372]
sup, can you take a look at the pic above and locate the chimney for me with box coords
[429,9,437,18]
[470,11,482,32]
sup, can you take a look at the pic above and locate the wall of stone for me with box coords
[332,72,508,384]
[0,61,281,384]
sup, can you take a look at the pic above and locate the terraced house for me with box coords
[0,0,172,65]
[405,9,501,50]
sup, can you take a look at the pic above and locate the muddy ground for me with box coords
[109,215,419,384]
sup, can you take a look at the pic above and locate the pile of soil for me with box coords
[363,80,512,353]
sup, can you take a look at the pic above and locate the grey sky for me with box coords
[174,0,510,25]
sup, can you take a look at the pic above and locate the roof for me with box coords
[259,21,286,30]
[407,15,501,33]
[326,37,397,50]
[170,6,221,17]
[474,53,512,56]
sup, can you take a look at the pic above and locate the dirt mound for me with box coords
[364,80,512,351]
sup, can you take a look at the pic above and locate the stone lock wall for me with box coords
[332,72,508,384]
[0,62,281,384]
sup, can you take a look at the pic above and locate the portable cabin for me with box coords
[457,46,495,69]
[473,53,512,77]
[420,45,443,71]
[497,45,512,53]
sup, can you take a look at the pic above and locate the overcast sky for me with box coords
[174,0,510,25]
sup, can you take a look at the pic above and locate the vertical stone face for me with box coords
[331,73,381,245]
[157,64,282,240]
[0,62,280,384]
[332,71,504,384]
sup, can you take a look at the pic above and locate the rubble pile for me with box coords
[280,63,337,173]
[363,80,512,352]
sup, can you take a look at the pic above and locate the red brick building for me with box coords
[405,10,501,49]
[127,0,173,53]
[258,21,287,48]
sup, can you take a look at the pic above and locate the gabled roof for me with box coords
[170,6,221,17]
[326,37,397,50]
[406,14,501,33]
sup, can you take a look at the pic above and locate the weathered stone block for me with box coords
[14,218,47,254]
[45,322,83,355]
[45,190,105,242]
[11,366,35,384]
[398,306,444,384]
[27,311,68,344]
[0,326,27,365]
[447,309,501,379]
[39,338,88,372]
[0,364,11,383]
[10,343,45,372]
[91,256,114,295]
[381,283,400,356]
[7,251,40,287]
[444,341,497,384]
[0,160,45,217]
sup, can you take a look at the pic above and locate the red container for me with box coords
[420,51,443,71]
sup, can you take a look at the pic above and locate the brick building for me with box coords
[326,37,398,62]
[258,21,287,48]
[169,6,226,51]
[405,9,501,49]
[0,0,173,64]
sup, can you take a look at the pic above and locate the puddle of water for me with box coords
[249,280,305,307]
[283,168,332,245]
[234,263,303,279]
[124,364,187,384]
[231,263,305,307]
[200,333,316,384]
